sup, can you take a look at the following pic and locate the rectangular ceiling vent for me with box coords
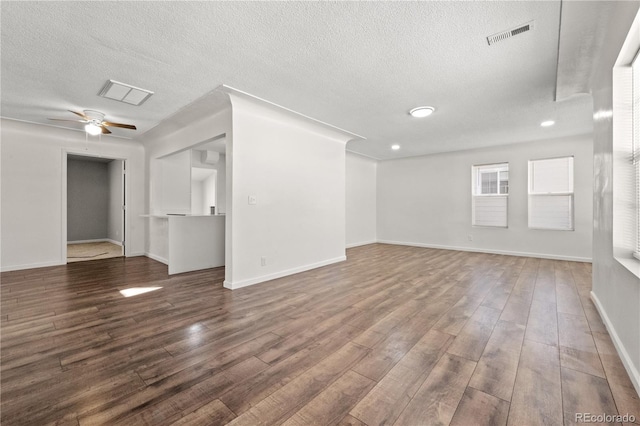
[98,80,154,106]
[487,21,534,46]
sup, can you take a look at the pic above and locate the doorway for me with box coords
[65,153,125,263]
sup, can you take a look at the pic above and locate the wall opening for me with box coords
[65,153,126,263]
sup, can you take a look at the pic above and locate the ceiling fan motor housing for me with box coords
[83,110,105,124]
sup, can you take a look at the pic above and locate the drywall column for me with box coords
[223,88,364,289]
[590,2,640,393]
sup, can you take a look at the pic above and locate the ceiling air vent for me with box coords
[487,21,534,46]
[98,80,154,106]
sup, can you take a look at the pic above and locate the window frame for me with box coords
[609,8,640,277]
[472,162,509,228]
[475,165,509,196]
[633,51,640,260]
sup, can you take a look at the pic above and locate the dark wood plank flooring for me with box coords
[1,244,638,425]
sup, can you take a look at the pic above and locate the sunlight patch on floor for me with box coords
[119,287,162,297]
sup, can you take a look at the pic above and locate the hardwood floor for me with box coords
[1,244,638,425]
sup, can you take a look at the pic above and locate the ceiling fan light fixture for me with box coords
[84,123,102,136]
[409,106,435,118]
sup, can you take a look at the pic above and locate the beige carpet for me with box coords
[67,241,123,263]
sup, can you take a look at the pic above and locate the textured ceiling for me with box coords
[555,1,619,101]
[1,2,598,159]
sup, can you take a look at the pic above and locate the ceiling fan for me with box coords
[48,110,136,135]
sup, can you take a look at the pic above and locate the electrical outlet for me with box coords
[261,256,267,266]
[248,195,257,205]
[468,234,473,241]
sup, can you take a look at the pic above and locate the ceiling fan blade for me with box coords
[68,110,89,119]
[48,118,86,123]
[103,121,137,130]
[101,126,112,135]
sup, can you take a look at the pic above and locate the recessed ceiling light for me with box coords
[540,120,555,127]
[409,106,435,118]
[391,144,400,150]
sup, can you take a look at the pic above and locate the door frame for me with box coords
[61,150,130,262]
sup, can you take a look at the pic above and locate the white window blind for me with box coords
[528,157,574,230]
[472,163,508,227]
[633,53,640,259]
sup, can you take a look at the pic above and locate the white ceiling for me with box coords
[1,2,605,160]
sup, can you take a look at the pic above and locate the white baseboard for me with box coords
[590,291,640,396]
[376,239,592,263]
[0,260,65,272]
[224,255,347,290]
[67,238,123,246]
[346,240,377,249]
[145,252,168,265]
[2,252,163,272]
[68,238,109,245]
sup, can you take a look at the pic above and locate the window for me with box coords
[472,163,508,227]
[634,52,640,259]
[528,156,574,230]
[612,10,640,276]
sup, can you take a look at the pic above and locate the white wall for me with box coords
[107,159,123,244]
[346,152,377,247]
[225,92,357,289]
[67,159,109,242]
[203,172,217,215]
[0,119,145,271]
[168,216,225,274]
[191,152,226,214]
[191,179,204,215]
[214,155,226,214]
[591,2,640,393]
[377,135,593,261]
[190,172,217,215]
[156,150,191,215]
